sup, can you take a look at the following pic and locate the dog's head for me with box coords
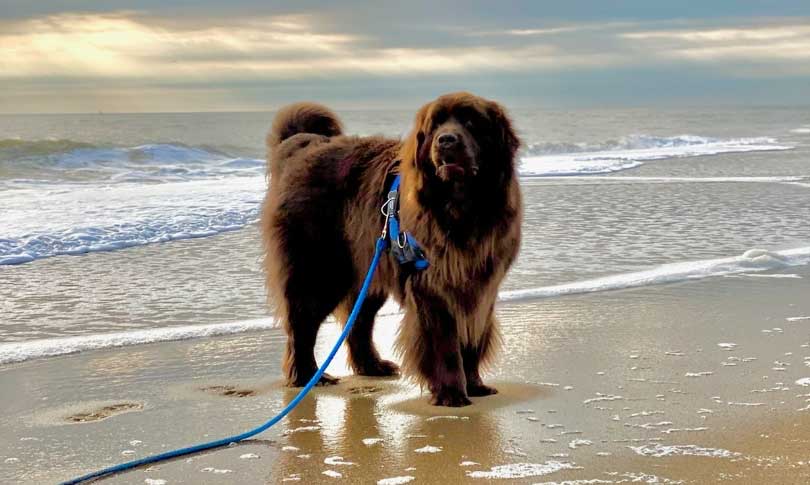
[401,92,519,185]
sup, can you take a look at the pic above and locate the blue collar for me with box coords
[382,174,429,271]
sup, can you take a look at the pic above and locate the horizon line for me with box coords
[3,103,810,116]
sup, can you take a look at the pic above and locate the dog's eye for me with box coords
[432,109,448,127]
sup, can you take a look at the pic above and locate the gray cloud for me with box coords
[1,2,810,112]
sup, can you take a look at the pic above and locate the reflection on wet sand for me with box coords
[4,267,810,484]
[271,378,545,483]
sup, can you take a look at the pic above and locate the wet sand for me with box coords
[2,267,810,484]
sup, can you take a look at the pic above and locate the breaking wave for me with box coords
[0,134,796,265]
[0,139,263,182]
[520,134,792,176]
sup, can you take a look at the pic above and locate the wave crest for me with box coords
[3,246,808,363]
[0,140,263,182]
[1,135,792,181]
[520,134,792,176]
[524,134,781,157]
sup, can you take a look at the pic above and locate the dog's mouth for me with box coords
[436,161,466,180]
[435,156,481,181]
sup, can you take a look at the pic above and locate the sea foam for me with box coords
[0,318,276,365]
[2,246,808,365]
[0,135,795,265]
[498,247,810,303]
[628,443,740,458]
[0,176,265,265]
[0,140,263,182]
[466,461,578,479]
[521,135,792,176]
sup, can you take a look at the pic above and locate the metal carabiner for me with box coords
[380,195,396,239]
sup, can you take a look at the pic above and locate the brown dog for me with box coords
[261,92,522,406]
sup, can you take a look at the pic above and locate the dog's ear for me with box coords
[487,102,520,162]
[400,102,432,168]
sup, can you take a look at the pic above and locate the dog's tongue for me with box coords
[437,163,465,180]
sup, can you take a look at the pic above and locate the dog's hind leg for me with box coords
[280,239,353,387]
[283,298,341,387]
[335,293,400,377]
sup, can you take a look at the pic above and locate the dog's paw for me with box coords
[315,373,340,386]
[467,383,498,397]
[356,359,400,377]
[430,387,472,407]
[286,372,340,387]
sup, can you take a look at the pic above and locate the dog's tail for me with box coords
[267,102,343,150]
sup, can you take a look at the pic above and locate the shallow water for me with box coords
[2,174,809,345]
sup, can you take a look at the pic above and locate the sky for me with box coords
[1,1,810,113]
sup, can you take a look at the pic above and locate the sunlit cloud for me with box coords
[622,24,810,62]
[466,21,637,37]
[0,13,356,79]
[4,13,807,80]
[508,27,580,36]
[623,25,810,42]
[0,12,616,82]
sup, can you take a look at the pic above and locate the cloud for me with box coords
[0,13,358,79]
[0,12,619,83]
[4,12,809,81]
[622,24,810,63]
[467,21,639,38]
[1,8,809,112]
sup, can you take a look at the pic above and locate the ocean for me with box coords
[1,106,809,361]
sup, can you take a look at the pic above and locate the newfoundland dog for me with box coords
[261,92,522,406]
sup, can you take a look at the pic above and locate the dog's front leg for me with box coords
[403,280,471,407]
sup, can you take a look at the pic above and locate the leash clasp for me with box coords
[380,192,397,239]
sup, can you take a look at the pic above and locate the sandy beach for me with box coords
[3,259,810,484]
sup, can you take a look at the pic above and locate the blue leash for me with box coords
[61,237,389,484]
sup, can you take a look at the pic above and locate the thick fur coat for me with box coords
[261,92,522,406]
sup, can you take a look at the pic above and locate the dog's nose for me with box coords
[437,133,459,148]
